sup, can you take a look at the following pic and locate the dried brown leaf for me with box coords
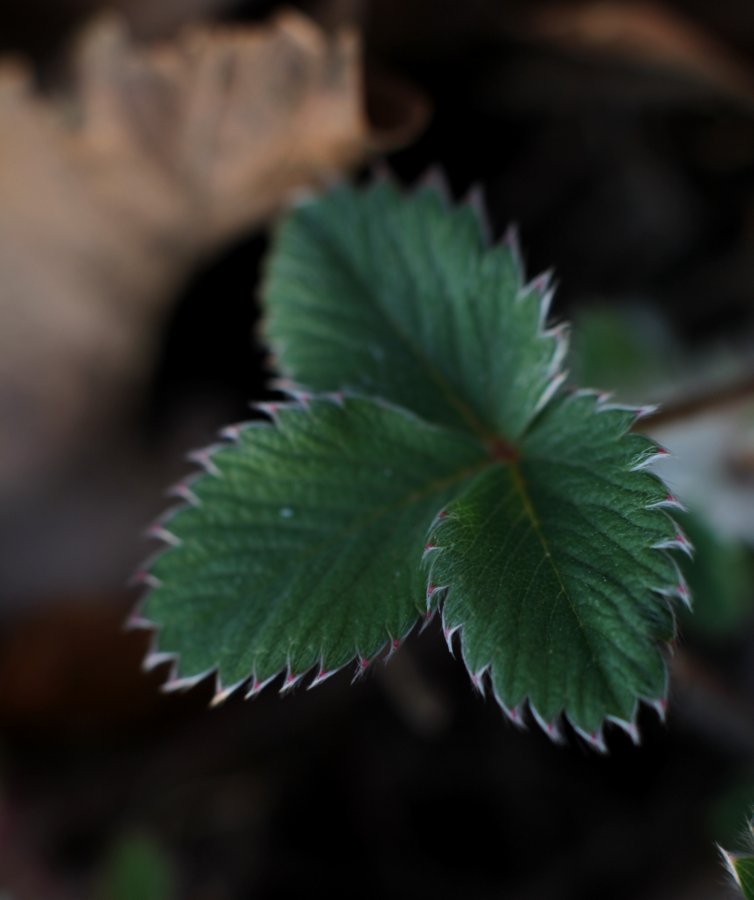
[0,10,425,498]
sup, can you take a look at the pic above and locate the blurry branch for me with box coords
[519,2,754,106]
[369,0,754,110]
[0,9,428,500]
[638,372,754,429]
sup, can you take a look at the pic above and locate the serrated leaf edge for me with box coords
[135,181,687,746]
[425,389,687,751]
[132,392,449,705]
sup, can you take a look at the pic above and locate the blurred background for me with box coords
[0,0,754,897]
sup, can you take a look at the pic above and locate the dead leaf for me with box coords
[0,9,428,501]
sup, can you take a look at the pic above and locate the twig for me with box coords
[635,372,754,430]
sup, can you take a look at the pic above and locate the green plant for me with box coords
[138,178,691,751]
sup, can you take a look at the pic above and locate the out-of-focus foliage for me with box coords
[99,833,175,900]
[569,304,754,639]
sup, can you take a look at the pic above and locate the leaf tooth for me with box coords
[532,369,568,418]
[502,224,523,276]
[499,701,527,730]
[426,508,449,536]
[630,445,671,471]
[646,492,687,513]
[221,423,243,441]
[544,322,570,379]
[142,651,177,675]
[162,668,219,695]
[523,270,558,333]
[308,665,338,690]
[652,530,694,559]
[647,696,668,723]
[254,402,281,423]
[462,182,492,243]
[675,578,692,608]
[422,542,440,561]
[352,655,371,683]
[280,669,304,695]
[384,636,403,662]
[572,724,608,754]
[210,678,249,707]
[718,845,740,885]
[145,524,182,547]
[125,614,153,633]
[281,388,313,410]
[129,569,161,589]
[600,400,661,426]
[186,446,223,478]
[415,166,451,204]
[166,478,202,507]
[246,671,280,699]
[489,679,527,729]
[632,404,659,421]
[419,609,436,634]
[656,560,692,609]
[523,269,554,308]
[468,664,489,697]
[529,705,565,744]
[607,713,641,746]
[442,619,461,656]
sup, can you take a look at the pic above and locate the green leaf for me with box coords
[264,180,565,441]
[145,396,486,691]
[144,179,686,742]
[428,393,679,739]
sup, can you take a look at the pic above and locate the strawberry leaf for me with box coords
[428,393,679,738]
[144,397,485,691]
[264,180,565,441]
[142,179,686,740]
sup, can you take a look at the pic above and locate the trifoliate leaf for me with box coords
[143,179,686,741]
[264,180,565,440]
[145,397,486,692]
